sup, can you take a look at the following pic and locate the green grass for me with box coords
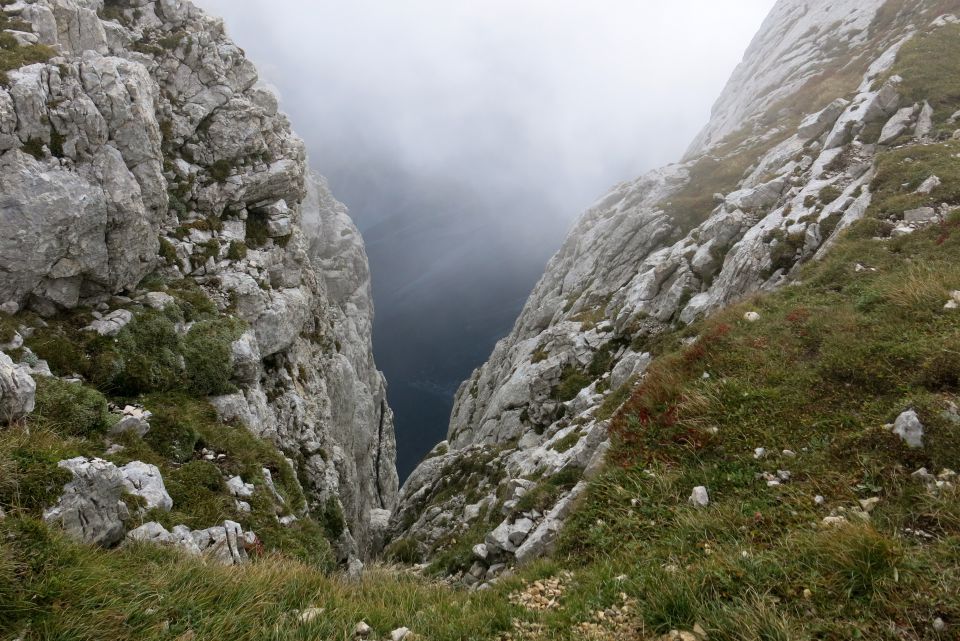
[552,366,592,403]
[25,293,241,398]
[227,240,248,261]
[512,468,583,518]
[0,31,54,87]
[869,140,960,218]
[550,431,583,454]
[0,313,19,344]
[245,211,271,249]
[892,22,960,129]
[0,515,530,640]
[551,186,960,637]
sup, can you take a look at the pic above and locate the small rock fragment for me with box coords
[355,621,373,638]
[226,476,255,498]
[744,311,761,323]
[390,627,412,641]
[299,608,324,624]
[892,410,924,449]
[915,175,942,194]
[903,207,937,224]
[689,486,710,508]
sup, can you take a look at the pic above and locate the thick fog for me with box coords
[195,0,776,479]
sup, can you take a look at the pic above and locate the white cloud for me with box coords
[194,0,776,221]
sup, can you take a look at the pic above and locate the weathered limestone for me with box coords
[1,0,397,559]
[0,352,36,424]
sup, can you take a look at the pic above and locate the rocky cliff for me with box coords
[0,0,396,559]
[390,0,958,580]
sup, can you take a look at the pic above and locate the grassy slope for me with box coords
[3,10,960,641]
[4,133,959,641]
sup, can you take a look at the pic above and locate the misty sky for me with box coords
[194,0,777,479]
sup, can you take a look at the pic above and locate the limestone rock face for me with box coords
[0,352,36,424]
[686,0,889,156]
[391,0,944,572]
[43,457,131,547]
[1,0,396,557]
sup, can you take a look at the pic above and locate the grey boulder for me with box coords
[43,457,130,547]
[0,352,36,424]
[892,410,924,449]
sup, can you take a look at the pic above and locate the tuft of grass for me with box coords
[33,378,112,438]
[384,538,421,565]
[208,159,233,183]
[158,237,178,264]
[550,431,582,454]
[819,184,843,204]
[245,211,271,249]
[227,240,248,261]
[512,467,582,518]
[0,428,78,513]
[869,140,960,218]
[0,31,55,87]
[552,366,592,403]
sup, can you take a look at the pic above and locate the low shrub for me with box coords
[33,378,112,438]
[182,318,243,396]
[143,401,199,464]
[107,311,182,395]
[317,497,346,541]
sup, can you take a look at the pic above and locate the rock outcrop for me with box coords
[0,351,36,424]
[128,520,256,565]
[390,0,954,579]
[42,457,172,547]
[1,0,396,558]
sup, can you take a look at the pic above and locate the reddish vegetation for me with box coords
[609,323,730,466]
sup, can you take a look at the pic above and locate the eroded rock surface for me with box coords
[1,0,396,558]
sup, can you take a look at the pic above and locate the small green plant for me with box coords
[106,311,183,395]
[317,497,346,540]
[512,467,582,517]
[818,184,842,204]
[158,237,178,264]
[227,240,248,261]
[550,431,582,454]
[20,137,45,160]
[208,159,233,183]
[552,365,592,402]
[0,313,18,344]
[245,211,270,249]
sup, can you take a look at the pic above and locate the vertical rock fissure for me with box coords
[374,399,387,509]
